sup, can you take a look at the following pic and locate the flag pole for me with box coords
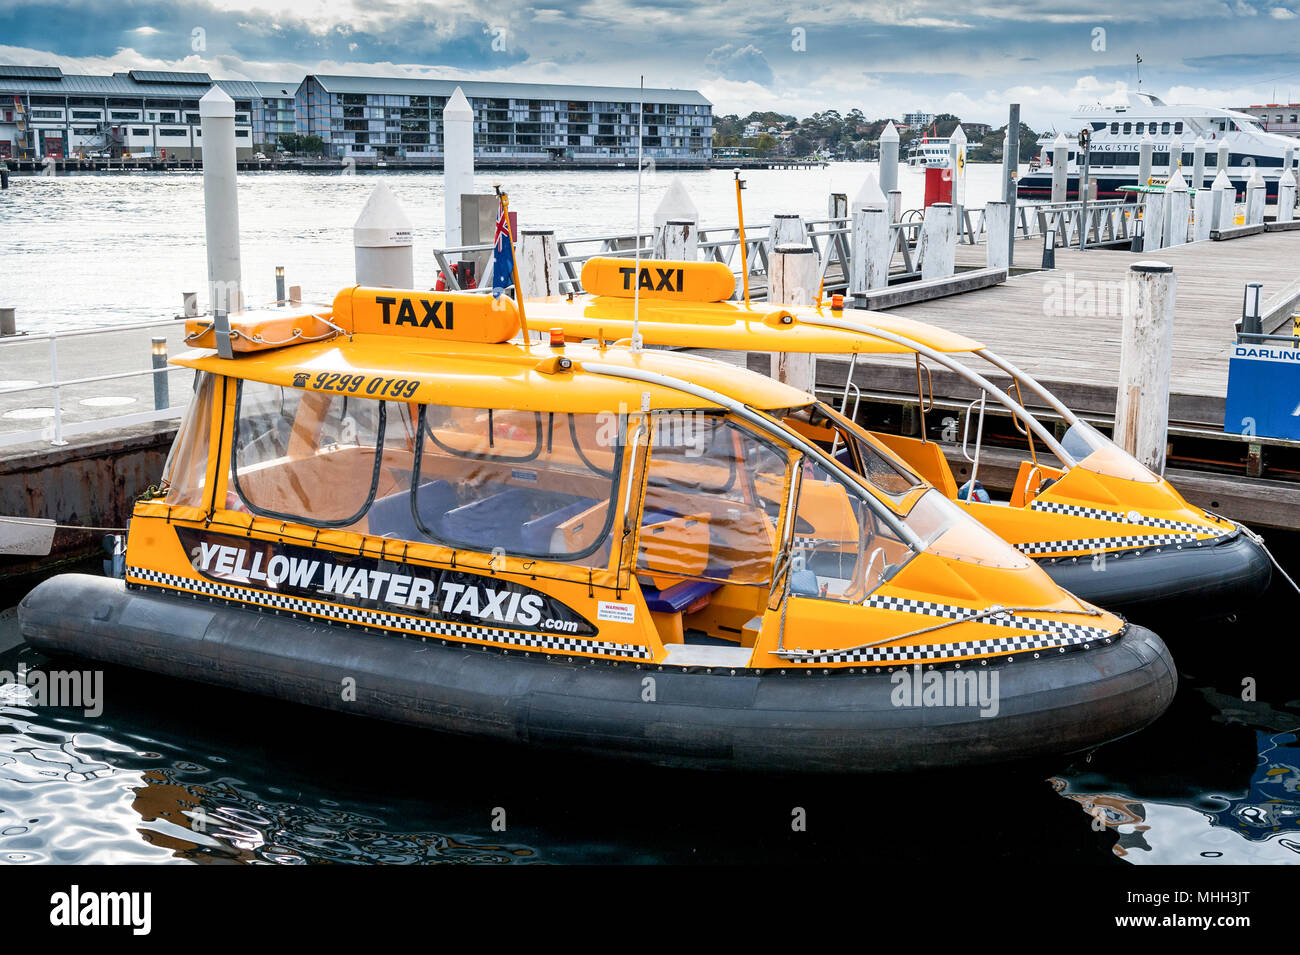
[734,169,750,306]
[632,75,645,353]
[494,184,531,341]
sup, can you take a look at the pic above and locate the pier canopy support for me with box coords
[878,121,900,198]
[919,203,957,281]
[1116,261,1176,475]
[354,182,414,289]
[442,87,475,249]
[1165,169,1190,247]
[199,86,243,350]
[519,229,561,297]
[768,244,818,393]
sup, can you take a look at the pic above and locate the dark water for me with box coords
[1,540,1297,865]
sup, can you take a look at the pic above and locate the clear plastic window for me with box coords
[231,380,385,526]
[781,403,923,504]
[789,457,914,601]
[640,414,789,586]
[162,371,215,508]
[904,489,1032,569]
[1060,419,1158,483]
[402,407,625,567]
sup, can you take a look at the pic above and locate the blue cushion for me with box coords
[520,497,598,553]
[641,578,722,614]
[368,480,455,539]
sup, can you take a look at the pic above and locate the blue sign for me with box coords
[1224,342,1300,440]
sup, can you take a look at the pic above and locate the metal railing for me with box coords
[0,316,195,450]
[432,198,1137,301]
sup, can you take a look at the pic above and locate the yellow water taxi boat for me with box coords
[19,286,1175,772]
[526,258,1272,619]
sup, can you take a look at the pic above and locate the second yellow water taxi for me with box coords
[526,258,1272,620]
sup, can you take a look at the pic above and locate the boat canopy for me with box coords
[527,260,985,354]
[173,287,814,415]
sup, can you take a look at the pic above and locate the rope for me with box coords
[0,516,126,533]
[183,312,344,347]
[1233,521,1300,597]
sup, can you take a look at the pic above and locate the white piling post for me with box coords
[1050,132,1070,203]
[442,87,475,250]
[1165,169,1189,247]
[1115,261,1176,475]
[652,176,698,256]
[660,219,698,261]
[1192,136,1207,190]
[850,205,890,294]
[878,121,900,198]
[1278,167,1297,224]
[354,182,414,288]
[1168,135,1184,179]
[769,213,807,258]
[1216,140,1231,177]
[887,188,903,224]
[828,192,848,220]
[1192,186,1214,241]
[1245,168,1266,225]
[518,229,561,297]
[948,124,967,216]
[1138,134,1154,187]
[768,244,818,392]
[199,86,243,338]
[919,202,957,280]
[1210,168,1234,232]
[1142,191,1167,252]
[985,200,1009,270]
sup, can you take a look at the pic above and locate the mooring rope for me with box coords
[0,516,126,534]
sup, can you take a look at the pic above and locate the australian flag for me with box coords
[490,197,514,294]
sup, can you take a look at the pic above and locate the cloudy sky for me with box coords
[1,0,1299,128]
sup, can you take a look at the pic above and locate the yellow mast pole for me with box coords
[495,185,531,341]
[734,169,750,307]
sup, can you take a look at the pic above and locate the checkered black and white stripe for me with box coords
[862,593,1112,643]
[792,629,1113,665]
[127,566,653,660]
[1029,500,1213,535]
[1015,533,1198,556]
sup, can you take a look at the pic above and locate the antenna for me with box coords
[1136,52,1142,90]
[632,75,645,353]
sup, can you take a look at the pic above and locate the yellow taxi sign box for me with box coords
[332,286,521,343]
[581,257,736,302]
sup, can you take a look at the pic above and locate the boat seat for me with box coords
[439,487,586,553]
[640,578,722,614]
[367,479,455,539]
[520,497,598,552]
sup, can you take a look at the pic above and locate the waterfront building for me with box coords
[1233,103,1300,139]
[0,64,260,159]
[294,74,713,164]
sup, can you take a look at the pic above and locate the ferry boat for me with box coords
[18,283,1176,773]
[527,259,1272,620]
[1017,92,1300,200]
[907,137,951,168]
